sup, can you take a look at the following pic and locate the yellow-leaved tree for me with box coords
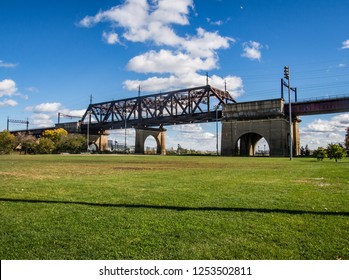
[42,128,68,143]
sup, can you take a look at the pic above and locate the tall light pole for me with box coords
[86,110,91,152]
[124,110,127,153]
[284,66,293,160]
[214,104,220,156]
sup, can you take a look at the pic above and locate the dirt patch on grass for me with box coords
[0,171,56,180]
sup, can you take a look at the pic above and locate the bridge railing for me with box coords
[285,94,349,104]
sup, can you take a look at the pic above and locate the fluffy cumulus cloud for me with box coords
[0,99,18,108]
[0,79,20,108]
[341,39,349,49]
[79,0,243,96]
[300,113,349,149]
[127,49,217,75]
[30,113,55,128]
[241,41,263,61]
[102,31,120,45]
[0,79,18,97]
[25,102,86,128]
[124,72,243,97]
[26,102,63,113]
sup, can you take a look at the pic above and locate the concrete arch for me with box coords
[221,99,301,157]
[236,132,267,156]
[221,118,291,157]
[135,128,166,155]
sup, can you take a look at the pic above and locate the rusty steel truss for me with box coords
[81,85,236,132]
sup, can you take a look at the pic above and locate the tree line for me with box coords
[0,128,87,155]
[1,127,348,159]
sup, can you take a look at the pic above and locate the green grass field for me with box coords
[0,154,348,260]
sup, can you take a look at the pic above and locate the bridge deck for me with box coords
[285,96,349,116]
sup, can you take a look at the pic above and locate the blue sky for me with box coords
[1,0,349,151]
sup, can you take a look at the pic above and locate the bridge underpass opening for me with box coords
[236,133,270,156]
[144,136,159,155]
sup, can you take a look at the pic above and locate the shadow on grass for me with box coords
[1,197,349,217]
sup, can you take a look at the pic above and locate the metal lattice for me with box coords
[81,85,236,132]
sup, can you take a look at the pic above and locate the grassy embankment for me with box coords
[0,154,348,259]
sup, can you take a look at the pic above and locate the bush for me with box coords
[0,130,16,154]
[35,138,55,154]
[17,134,38,154]
[56,134,87,154]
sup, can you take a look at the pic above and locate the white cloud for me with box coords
[30,113,55,128]
[124,72,243,98]
[341,39,349,49]
[102,31,120,45]
[25,103,86,128]
[80,0,240,95]
[127,49,217,74]
[307,114,349,133]
[300,114,349,149]
[206,18,223,26]
[0,99,18,108]
[0,60,18,68]
[0,79,18,97]
[62,109,86,117]
[26,102,62,113]
[167,123,217,151]
[182,28,233,58]
[79,0,191,45]
[241,41,262,61]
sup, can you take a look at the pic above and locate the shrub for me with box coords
[56,134,87,154]
[35,138,55,154]
[313,147,327,161]
[0,130,16,154]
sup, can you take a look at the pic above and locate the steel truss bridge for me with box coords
[80,85,236,133]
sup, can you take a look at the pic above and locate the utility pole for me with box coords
[7,117,29,133]
[284,66,293,160]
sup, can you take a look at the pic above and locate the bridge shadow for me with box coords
[1,198,349,217]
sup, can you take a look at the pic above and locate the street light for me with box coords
[123,110,127,153]
[214,104,221,156]
[86,110,91,152]
[284,66,293,160]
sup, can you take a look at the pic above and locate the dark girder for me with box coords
[81,85,236,133]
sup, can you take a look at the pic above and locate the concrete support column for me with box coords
[293,117,301,156]
[160,130,166,155]
[89,131,109,151]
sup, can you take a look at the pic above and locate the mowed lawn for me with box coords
[0,154,348,260]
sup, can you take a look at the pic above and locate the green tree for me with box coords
[0,130,16,154]
[56,134,87,154]
[35,138,55,154]
[326,143,346,162]
[313,147,327,161]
